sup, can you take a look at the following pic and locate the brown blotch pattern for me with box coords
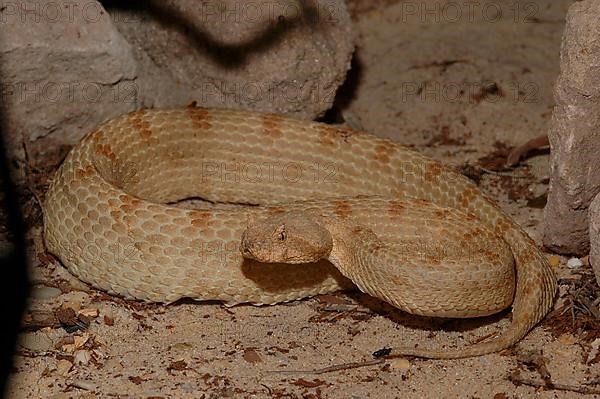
[494,218,512,235]
[91,130,105,144]
[91,129,116,162]
[332,199,352,219]
[262,115,284,139]
[388,200,405,217]
[128,111,153,140]
[463,227,485,243]
[317,125,353,147]
[458,187,477,208]
[75,165,95,179]
[119,194,142,213]
[433,208,452,220]
[95,142,117,163]
[190,210,212,228]
[424,162,443,183]
[187,107,211,130]
[518,249,536,265]
[373,142,395,164]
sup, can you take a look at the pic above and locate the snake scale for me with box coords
[43,107,556,359]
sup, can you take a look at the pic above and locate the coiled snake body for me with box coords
[44,107,556,358]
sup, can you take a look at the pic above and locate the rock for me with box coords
[2,0,353,173]
[78,308,100,318]
[543,0,600,255]
[0,0,137,172]
[589,193,600,285]
[60,291,92,310]
[566,257,583,269]
[18,331,54,352]
[74,350,91,365]
[106,0,354,119]
[391,358,410,370]
[30,286,62,300]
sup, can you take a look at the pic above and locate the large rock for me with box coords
[106,0,354,119]
[0,0,354,172]
[543,0,600,255]
[590,194,600,286]
[0,0,138,166]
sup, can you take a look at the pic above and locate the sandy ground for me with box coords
[7,0,600,398]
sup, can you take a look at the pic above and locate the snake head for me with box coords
[240,212,333,264]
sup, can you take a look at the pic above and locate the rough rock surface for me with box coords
[105,0,354,119]
[0,0,354,170]
[590,194,600,285]
[543,0,600,255]
[0,0,138,166]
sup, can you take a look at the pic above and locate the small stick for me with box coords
[479,167,530,179]
[321,304,360,313]
[509,374,600,395]
[273,359,384,375]
[68,379,96,391]
[579,297,600,320]
[505,135,549,167]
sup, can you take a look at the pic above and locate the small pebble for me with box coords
[61,291,92,310]
[73,333,91,349]
[567,257,583,269]
[74,350,91,366]
[392,358,410,370]
[78,308,99,318]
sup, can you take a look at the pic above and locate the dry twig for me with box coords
[273,359,384,375]
[509,372,600,395]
